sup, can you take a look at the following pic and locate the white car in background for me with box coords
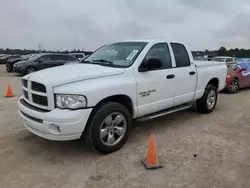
[213,56,235,63]
[70,53,85,61]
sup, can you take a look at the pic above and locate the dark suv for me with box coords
[13,53,78,75]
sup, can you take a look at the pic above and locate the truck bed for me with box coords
[194,60,225,67]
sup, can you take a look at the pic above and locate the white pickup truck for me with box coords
[18,40,227,154]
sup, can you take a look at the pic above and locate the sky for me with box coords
[0,0,250,51]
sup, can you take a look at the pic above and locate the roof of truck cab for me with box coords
[111,39,184,44]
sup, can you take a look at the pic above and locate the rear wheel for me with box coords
[84,102,132,154]
[196,84,218,114]
[227,79,240,93]
[25,66,37,75]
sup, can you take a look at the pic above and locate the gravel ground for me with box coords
[0,64,250,188]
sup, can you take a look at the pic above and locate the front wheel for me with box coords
[84,102,132,154]
[25,66,37,75]
[196,84,218,114]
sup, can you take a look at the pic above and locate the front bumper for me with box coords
[13,65,25,75]
[18,97,93,141]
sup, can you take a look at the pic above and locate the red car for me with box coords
[225,62,250,93]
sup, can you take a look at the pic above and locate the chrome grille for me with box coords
[21,78,53,110]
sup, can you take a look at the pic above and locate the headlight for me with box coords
[55,94,87,109]
[227,75,231,78]
[16,63,24,67]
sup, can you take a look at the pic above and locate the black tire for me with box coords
[227,79,240,94]
[196,84,218,114]
[83,101,132,154]
[25,66,37,75]
[6,66,12,72]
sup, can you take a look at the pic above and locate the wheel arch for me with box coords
[207,77,219,89]
[92,94,134,117]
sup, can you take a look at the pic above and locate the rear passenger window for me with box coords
[51,55,67,61]
[226,58,233,62]
[68,55,77,61]
[170,43,190,67]
[144,43,172,69]
[39,55,51,61]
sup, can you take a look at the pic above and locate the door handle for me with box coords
[166,74,175,79]
[189,71,196,75]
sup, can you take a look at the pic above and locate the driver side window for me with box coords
[144,43,172,70]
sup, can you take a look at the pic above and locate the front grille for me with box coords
[20,98,49,112]
[32,94,48,106]
[31,82,46,93]
[22,79,28,88]
[23,90,29,99]
[21,79,52,110]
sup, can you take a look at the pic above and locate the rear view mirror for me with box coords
[139,58,163,72]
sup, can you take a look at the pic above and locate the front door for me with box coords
[135,43,176,117]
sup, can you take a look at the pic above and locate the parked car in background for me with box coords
[0,55,20,64]
[213,56,235,63]
[6,54,37,72]
[225,61,250,93]
[0,54,6,58]
[70,53,85,61]
[13,53,78,75]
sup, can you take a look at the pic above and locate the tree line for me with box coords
[1,46,250,58]
[0,48,93,56]
[192,46,250,58]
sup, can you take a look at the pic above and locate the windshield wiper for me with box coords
[92,59,114,65]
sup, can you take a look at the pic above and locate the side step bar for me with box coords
[136,103,192,122]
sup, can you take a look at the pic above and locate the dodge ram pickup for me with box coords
[18,40,227,154]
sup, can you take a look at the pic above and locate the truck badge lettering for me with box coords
[139,89,156,97]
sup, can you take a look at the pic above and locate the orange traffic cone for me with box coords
[142,134,163,170]
[4,84,14,98]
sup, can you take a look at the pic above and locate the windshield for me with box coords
[213,58,225,62]
[83,42,148,67]
[28,54,42,60]
[227,64,237,72]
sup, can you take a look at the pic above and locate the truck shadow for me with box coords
[17,106,202,163]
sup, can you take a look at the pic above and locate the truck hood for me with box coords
[24,63,125,87]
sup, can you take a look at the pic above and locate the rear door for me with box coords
[67,55,78,62]
[170,43,197,106]
[51,54,67,67]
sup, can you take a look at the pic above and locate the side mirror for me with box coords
[239,68,247,72]
[139,58,163,72]
[37,59,43,63]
